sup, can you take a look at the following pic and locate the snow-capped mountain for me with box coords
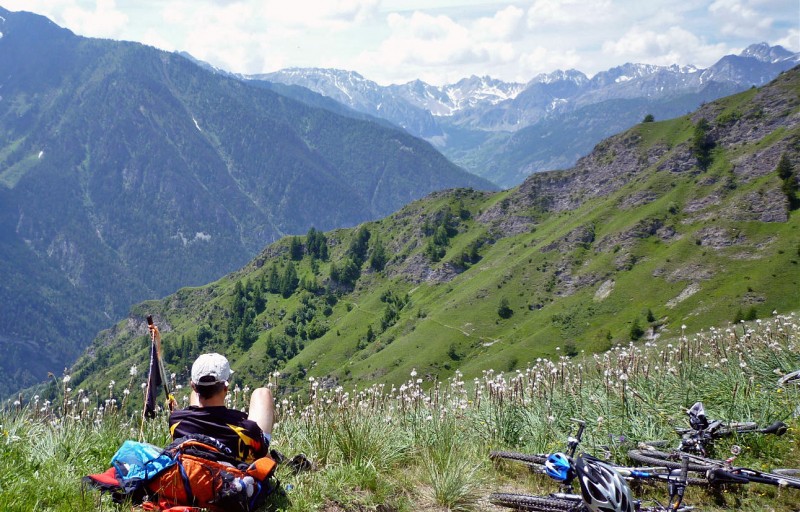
[250,43,798,187]
[257,43,796,132]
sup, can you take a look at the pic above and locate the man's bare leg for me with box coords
[248,387,276,435]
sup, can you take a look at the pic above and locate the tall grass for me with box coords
[2,313,800,511]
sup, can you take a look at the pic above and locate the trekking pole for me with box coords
[139,315,176,440]
[147,315,175,412]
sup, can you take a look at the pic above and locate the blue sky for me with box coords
[3,0,798,85]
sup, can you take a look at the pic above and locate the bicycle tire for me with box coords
[627,449,717,472]
[777,369,800,386]
[714,422,758,436]
[637,440,671,448]
[772,468,800,477]
[490,450,549,466]
[488,492,582,511]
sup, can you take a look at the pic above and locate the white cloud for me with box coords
[473,5,525,42]
[63,0,128,38]
[602,25,731,67]
[709,0,774,38]
[2,0,129,39]
[527,0,614,27]
[3,1,798,85]
[354,8,531,84]
[776,28,800,52]
[519,46,582,77]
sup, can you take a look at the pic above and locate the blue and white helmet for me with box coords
[575,453,633,512]
[545,452,572,481]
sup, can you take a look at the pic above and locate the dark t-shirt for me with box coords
[169,406,268,462]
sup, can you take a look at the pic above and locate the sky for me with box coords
[3,0,798,86]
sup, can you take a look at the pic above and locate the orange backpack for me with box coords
[146,435,277,512]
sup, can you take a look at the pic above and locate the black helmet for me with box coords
[574,454,634,512]
[687,401,709,430]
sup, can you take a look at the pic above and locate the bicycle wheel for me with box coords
[490,450,549,466]
[714,422,758,436]
[777,369,800,386]
[635,440,671,448]
[627,449,717,472]
[488,492,582,511]
[772,468,800,477]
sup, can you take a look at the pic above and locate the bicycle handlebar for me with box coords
[760,421,788,436]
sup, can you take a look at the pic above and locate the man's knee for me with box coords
[251,387,274,406]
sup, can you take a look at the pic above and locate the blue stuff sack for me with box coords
[110,440,175,493]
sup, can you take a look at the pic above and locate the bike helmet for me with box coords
[545,452,572,481]
[574,453,634,512]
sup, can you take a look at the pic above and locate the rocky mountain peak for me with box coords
[740,42,796,63]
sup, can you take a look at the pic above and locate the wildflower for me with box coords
[410,368,417,378]
[129,365,138,376]
[63,375,71,384]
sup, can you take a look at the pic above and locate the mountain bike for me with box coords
[640,402,787,457]
[490,418,710,489]
[489,452,695,511]
[626,402,799,490]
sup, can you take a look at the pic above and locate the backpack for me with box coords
[85,434,277,512]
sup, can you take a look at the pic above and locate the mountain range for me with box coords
[0,7,492,397]
[256,43,799,187]
[65,67,800,403]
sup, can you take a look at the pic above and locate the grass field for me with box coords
[2,313,800,511]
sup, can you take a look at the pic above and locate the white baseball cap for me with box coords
[191,353,233,386]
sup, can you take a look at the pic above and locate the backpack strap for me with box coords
[176,457,194,505]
